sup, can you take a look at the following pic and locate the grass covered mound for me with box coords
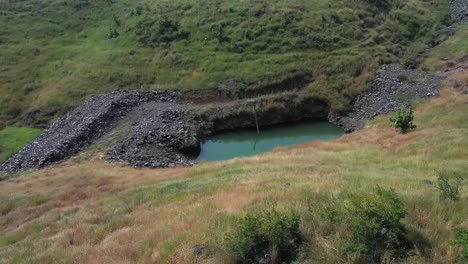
[0,0,450,127]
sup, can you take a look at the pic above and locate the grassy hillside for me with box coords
[0,0,450,127]
[0,26,466,263]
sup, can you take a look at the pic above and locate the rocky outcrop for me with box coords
[329,65,442,132]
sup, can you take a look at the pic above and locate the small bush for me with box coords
[436,172,464,200]
[344,187,409,260]
[322,187,415,262]
[451,227,468,260]
[390,107,416,133]
[229,209,302,264]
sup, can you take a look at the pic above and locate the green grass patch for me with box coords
[0,127,42,162]
[0,230,28,248]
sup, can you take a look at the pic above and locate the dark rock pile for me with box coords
[329,65,442,132]
[450,0,468,23]
[0,90,185,173]
[106,101,199,168]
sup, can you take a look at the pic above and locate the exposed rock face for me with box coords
[450,0,468,23]
[329,65,443,132]
[0,90,187,173]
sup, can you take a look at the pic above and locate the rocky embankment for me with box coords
[106,101,199,168]
[329,65,442,132]
[0,91,196,173]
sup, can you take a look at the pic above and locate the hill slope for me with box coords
[0,24,467,263]
[0,68,466,263]
[0,0,450,127]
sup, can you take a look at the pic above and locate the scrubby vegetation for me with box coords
[451,227,468,261]
[228,209,302,263]
[436,171,464,201]
[322,187,415,262]
[390,107,416,133]
[0,0,450,127]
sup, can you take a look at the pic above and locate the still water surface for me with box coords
[196,122,344,161]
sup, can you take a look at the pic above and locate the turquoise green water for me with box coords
[196,122,344,161]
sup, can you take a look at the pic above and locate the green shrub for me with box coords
[344,187,409,260]
[451,227,468,260]
[390,107,416,133]
[322,187,416,262]
[436,172,464,201]
[229,209,302,264]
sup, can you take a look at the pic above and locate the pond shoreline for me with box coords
[0,64,443,174]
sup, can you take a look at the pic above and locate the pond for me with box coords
[196,122,344,161]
